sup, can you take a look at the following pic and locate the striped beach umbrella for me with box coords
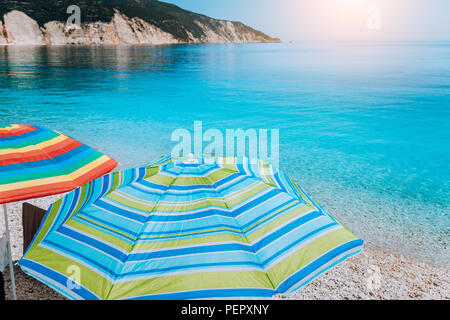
[0,123,118,299]
[0,124,118,203]
[19,154,363,300]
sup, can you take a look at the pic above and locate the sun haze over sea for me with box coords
[165,0,450,42]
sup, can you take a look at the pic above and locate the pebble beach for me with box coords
[1,195,449,300]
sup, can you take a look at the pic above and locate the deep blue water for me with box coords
[0,42,449,265]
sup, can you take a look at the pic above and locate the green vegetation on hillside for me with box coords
[0,0,278,42]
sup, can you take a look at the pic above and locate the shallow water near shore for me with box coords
[0,42,449,266]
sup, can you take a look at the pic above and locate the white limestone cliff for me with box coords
[0,21,6,45]
[3,10,44,45]
[0,10,276,46]
[0,10,178,46]
[192,20,271,43]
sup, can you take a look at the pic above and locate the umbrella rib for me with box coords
[201,170,278,292]
[104,168,181,300]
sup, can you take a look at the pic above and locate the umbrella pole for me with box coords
[2,203,16,300]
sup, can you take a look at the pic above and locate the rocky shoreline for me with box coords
[0,1,280,46]
[1,195,449,300]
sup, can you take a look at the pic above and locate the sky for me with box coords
[163,0,450,42]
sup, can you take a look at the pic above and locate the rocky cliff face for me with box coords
[0,21,5,45]
[2,11,45,45]
[0,0,280,45]
[41,10,178,45]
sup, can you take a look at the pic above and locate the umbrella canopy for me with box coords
[0,124,118,203]
[0,123,118,299]
[19,154,363,300]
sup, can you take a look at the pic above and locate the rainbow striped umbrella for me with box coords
[19,154,363,300]
[0,123,118,299]
[0,124,118,203]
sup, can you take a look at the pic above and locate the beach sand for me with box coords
[1,195,449,300]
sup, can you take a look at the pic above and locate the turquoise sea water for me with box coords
[0,43,449,265]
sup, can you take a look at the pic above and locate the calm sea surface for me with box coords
[0,43,449,265]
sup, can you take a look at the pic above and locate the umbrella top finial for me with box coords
[184,153,199,164]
